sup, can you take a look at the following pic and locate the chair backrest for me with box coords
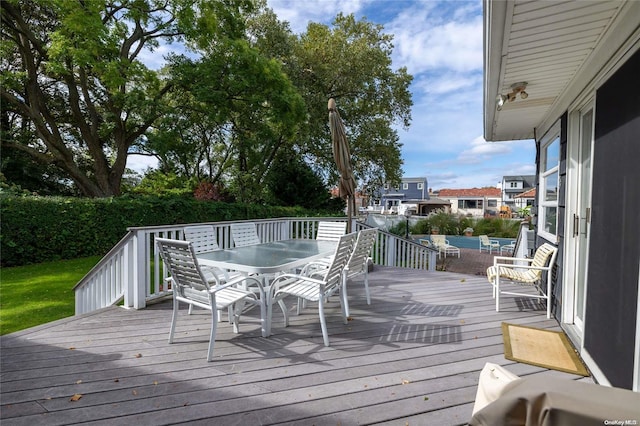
[156,238,213,299]
[230,223,261,247]
[479,235,490,245]
[430,235,446,247]
[184,225,220,254]
[346,228,378,276]
[316,221,347,241]
[530,243,558,278]
[323,232,358,291]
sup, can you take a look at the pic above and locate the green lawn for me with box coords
[0,256,101,335]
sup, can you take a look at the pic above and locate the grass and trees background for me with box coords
[0,1,519,335]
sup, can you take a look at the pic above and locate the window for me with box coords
[417,183,423,190]
[403,183,408,190]
[539,122,560,242]
[383,183,389,190]
[458,199,483,209]
[510,182,518,188]
[488,199,497,207]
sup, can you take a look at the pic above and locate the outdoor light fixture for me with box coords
[496,82,528,110]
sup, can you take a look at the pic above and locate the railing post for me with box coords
[387,235,397,266]
[428,251,437,271]
[131,229,148,309]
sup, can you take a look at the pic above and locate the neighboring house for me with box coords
[513,187,536,210]
[502,175,535,208]
[438,188,502,217]
[484,0,639,391]
[377,177,429,211]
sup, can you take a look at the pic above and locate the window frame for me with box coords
[538,121,560,243]
[402,183,409,190]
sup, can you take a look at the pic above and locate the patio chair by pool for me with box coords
[479,235,500,253]
[231,223,261,247]
[316,221,347,241]
[156,238,262,361]
[500,241,516,255]
[430,234,461,258]
[271,232,357,346]
[486,243,558,318]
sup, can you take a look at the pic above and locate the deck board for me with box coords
[1,267,591,425]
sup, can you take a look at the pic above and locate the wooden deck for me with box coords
[1,267,591,425]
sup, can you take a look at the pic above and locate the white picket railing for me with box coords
[73,217,437,315]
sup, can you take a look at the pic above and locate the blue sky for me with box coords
[130,0,536,190]
[266,0,536,190]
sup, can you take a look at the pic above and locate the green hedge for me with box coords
[0,195,326,267]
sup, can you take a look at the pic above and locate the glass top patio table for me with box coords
[197,239,337,338]
[197,239,337,275]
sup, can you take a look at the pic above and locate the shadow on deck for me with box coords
[0,267,590,425]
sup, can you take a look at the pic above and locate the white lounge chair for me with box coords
[500,240,516,255]
[156,238,263,361]
[430,234,460,258]
[479,235,500,253]
[486,243,558,318]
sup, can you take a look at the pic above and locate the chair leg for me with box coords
[207,308,218,362]
[364,271,371,305]
[318,297,330,347]
[231,299,246,333]
[169,297,179,344]
[342,273,350,318]
[495,276,500,312]
[546,279,551,319]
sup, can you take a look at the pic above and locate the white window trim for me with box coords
[402,183,409,190]
[538,122,560,243]
[417,183,423,190]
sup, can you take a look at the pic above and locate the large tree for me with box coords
[0,0,253,197]
[288,13,412,189]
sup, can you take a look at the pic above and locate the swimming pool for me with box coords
[420,235,515,250]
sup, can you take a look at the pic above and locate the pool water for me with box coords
[420,235,515,250]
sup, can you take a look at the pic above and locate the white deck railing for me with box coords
[74,217,437,315]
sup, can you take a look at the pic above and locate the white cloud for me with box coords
[267,0,365,33]
[457,136,512,164]
[387,6,483,75]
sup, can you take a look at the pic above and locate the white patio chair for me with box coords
[486,243,558,318]
[479,235,500,253]
[342,227,378,316]
[184,225,242,282]
[271,232,357,346]
[184,225,245,319]
[500,241,516,255]
[316,221,347,241]
[156,238,263,361]
[430,234,460,258]
[230,223,261,247]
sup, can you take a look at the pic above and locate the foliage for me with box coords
[1,0,253,197]
[409,214,519,238]
[264,151,341,211]
[193,181,232,202]
[472,217,521,238]
[0,256,101,335]
[286,13,412,190]
[0,194,323,267]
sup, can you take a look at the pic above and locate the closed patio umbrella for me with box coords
[328,98,357,232]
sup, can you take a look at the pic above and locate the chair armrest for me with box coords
[492,262,551,271]
[210,275,264,293]
[493,256,533,265]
